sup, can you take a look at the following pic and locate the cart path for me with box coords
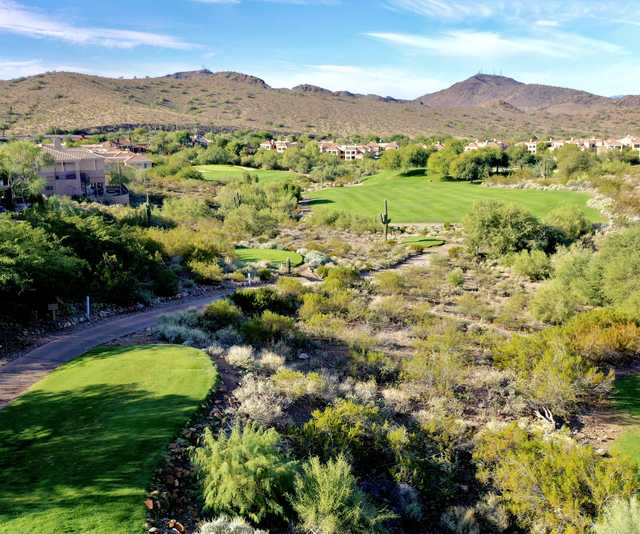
[0,290,232,408]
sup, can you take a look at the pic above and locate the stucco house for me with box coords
[38,139,129,204]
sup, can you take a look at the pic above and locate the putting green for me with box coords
[195,164,299,185]
[0,345,217,533]
[235,248,304,267]
[306,170,602,223]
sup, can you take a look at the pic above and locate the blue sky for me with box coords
[0,0,639,98]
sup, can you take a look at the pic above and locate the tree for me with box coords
[507,145,537,170]
[399,144,430,169]
[379,149,402,170]
[427,149,455,179]
[463,201,549,257]
[0,141,51,204]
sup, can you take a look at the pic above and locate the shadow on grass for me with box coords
[614,375,640,418]
[304,199,335,206]
[0,381,199,525]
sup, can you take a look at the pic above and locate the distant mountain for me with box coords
[1,70,640,137]
[415,74,612,111]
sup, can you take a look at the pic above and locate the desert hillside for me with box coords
[2,70,639,137]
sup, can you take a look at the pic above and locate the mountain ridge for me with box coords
[1,70,639,137]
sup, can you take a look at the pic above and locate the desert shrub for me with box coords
[594,497,640,534]
[322,266,361,291]
[349,350,399,384]
[456,294,494,322]
[231,287,299,316]
[559,308,640,364]
[590,225,640,307]
[154,310,211,344]
[340,378,379,405]
[226,345,256,370]
[369,296,409,326]
[188,259,225,284]
[494,292,529,330]
[402,350,467,399]
[234,375,288,426]
[510,249,551,281]
[202,299,244,331]
[302,400,384,464]
[530,280,581,324]
[272,368,331,401]
[463,201,549,258]
[276,276,307,298]
[495,333,611,416]
[543,206,592,243]
[291,455,393,534]
[374,271,406,295]
[473,424,638,534]
[257,350,286,372]
[196,516,267,534]
[241,310,298,346]
[192,423,297,524]
[447,268,465,287]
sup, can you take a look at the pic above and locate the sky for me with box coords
[0,0,639,99]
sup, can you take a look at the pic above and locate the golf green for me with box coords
[306,170,602,223]
[0,345,217,533]
[195,164,299,185]
[235,248,304,267]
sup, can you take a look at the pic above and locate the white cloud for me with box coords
[0,0,196,49]
[386,0,640,24]
[260,63,444,99]
[366,30,626,59]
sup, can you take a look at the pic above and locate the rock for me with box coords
[148,528,160,533]
[298,352,310,360]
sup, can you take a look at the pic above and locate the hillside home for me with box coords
[275,140,298,154]
[620,135,640,151]
[464,140,507,152]
[38,140,129,204]
[83,143,153,171]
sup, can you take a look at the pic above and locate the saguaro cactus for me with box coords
[232,192,242,208]
[380,200,391,240]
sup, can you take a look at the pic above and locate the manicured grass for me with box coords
[306,170,603,223]
[611,375,640,464]
[0,345,217,533]
[235,247,304,267]
[195,164,299,185]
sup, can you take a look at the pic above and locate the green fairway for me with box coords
[0,345,217,533]
[306,170,602,223]
[611,375,640,464]
[235,247,304,267]
[195,164,299,185]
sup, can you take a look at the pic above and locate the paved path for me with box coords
[0,290,232,408]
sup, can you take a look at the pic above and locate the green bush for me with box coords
[192,423,297,524]
[594,497,640,534]
[202,299,244,331]
[510,249,551,281]
[530,280,581,324]
[473,424,638,534]
[291,456,393,534]
[302,400,383,464]
[188,259,225,284]
[240,310,298,346]
[231,287,299,316]
[447,268,465,287]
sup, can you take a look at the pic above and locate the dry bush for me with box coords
[257,350,286,373]
[226,345,256,370]
[233,374,288,426]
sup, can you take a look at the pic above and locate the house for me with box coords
[275,140,298,154]
[83,143,153,171]
[620,135,640,151]
[464,139,507,152]
[259,140,277,151]
[38,139,129,204]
